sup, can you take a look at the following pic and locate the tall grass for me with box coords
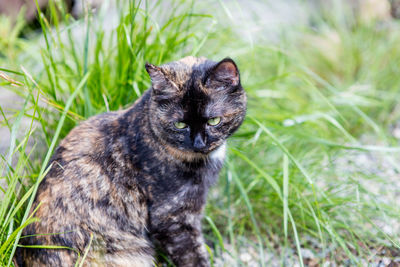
[1,0,400,266]
[202,2,400,265]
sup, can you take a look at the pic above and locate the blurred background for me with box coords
[1,0,400,266]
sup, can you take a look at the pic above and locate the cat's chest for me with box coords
[152,168,208,203]
[146,144,225,187]
[147,180,205,227]
[142,143,226,215]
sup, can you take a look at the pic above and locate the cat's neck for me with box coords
[209,141,226,163]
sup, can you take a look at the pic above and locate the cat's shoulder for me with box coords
[56,109,125,156]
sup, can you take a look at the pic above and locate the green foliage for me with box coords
[1,0,400,266]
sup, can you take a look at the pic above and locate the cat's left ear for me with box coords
[145,63,179,99]
[206,58,240,88]
[145,63,167,91]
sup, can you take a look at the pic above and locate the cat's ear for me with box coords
[145,63,167,91]
[145,62,179,99]
[206,58,240,88]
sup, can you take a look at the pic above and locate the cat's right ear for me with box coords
[145,63,178,100]
[205,58,240,90]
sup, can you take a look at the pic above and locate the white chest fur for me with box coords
[209,142,226,163]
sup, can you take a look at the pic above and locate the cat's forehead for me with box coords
[175,56,209,68]
[160,56,215,85]
[178,88,229,118]
[164,56,211,70]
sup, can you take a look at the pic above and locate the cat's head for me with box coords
[146,56,246,160]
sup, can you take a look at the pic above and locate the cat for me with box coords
[16,56,247,267]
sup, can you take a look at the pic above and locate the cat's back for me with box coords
[59,109,124,157]
[36,108,133,206]
[54,92,149,170]
[18,106,153,266]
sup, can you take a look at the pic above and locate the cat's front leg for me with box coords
[152,213,210,267]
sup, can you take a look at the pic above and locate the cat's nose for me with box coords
[193,133,206,151]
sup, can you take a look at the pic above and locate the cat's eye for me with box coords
[174,121,187,129]
[207,117,221,126]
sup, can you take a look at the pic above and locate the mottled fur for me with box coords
[16,56,246,266]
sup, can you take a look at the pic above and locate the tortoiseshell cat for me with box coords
[16,56,247,266]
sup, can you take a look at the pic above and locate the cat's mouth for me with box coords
[190,141,226,156]
[192,147,209,154]
[164,144,226,162]
[164,144,209,161]
[161,138,226,161]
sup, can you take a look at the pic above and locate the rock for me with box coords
[390,0,400,18]
[0,0,67,21]
[301,248,315,259]
[355,0,392,22]
[392,126,400,139]
[239,252,252,263]
[0,0,103,23]
[71,0,104,17]
[382,257,392,265]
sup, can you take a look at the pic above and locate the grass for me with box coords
[1,0,400,266]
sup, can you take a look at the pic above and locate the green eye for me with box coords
[207,117,221,126]
[174,121,187,129]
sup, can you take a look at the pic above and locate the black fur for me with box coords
[16,56,246,267]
